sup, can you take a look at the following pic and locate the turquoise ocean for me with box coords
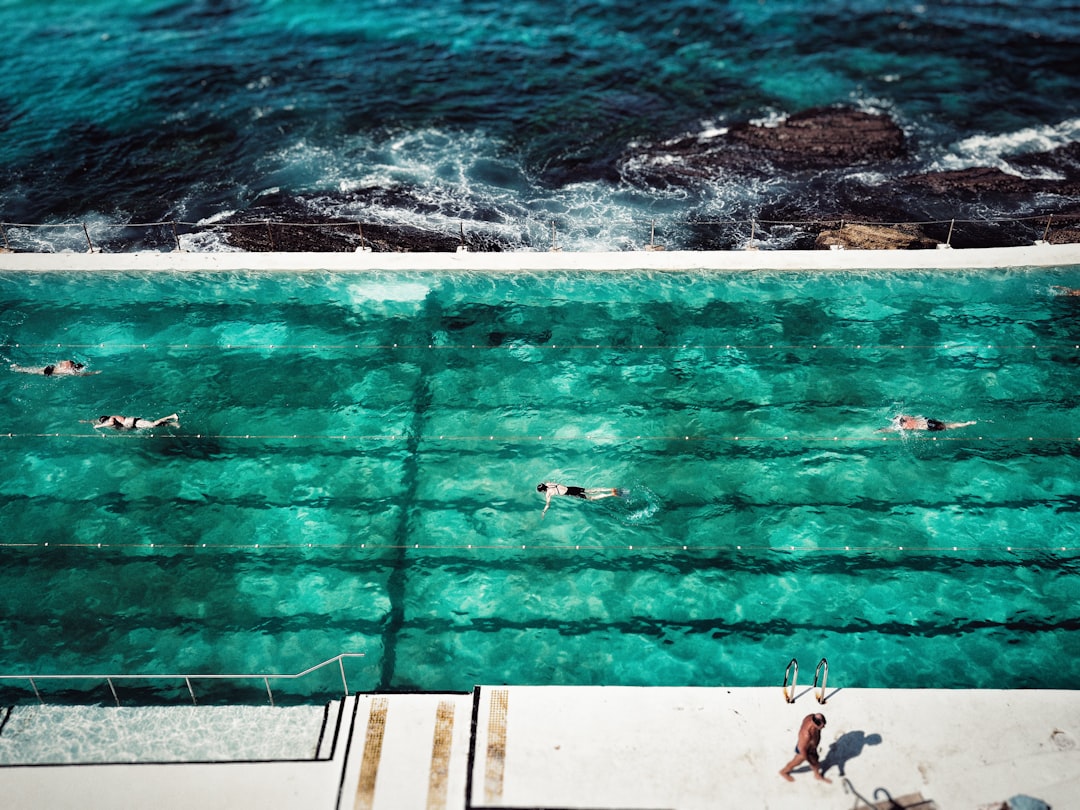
[1,266,1079,700]
[2,0,1080,249]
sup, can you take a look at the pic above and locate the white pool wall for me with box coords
[1,243,1079,273]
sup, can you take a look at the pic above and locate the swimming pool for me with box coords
[1,263,1078,702]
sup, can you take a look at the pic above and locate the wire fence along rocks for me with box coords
[1,212,1078,254]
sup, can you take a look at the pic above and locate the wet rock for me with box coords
[208,191,510,252]
[1042,208,1080,244]
[1011,141,1080,178]
[899,166,1080,197]
[814,223,940,250]
[725,107,906,169]
[619,106,906,187]
[219,219,469,253]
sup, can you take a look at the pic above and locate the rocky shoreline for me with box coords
[196,106,1079,253]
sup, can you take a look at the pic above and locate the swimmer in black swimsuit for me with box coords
[93,413,180,430]
[882,415,976,432]
[537,482,625,518]
[10,359,97,376]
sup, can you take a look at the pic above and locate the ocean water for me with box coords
[2,0,1080,250]
[1,265,1079,701]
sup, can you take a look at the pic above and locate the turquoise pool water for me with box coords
[1,265,1079,701]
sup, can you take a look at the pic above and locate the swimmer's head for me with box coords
[43,365,55,376]
[97,416,110,424]
[536,483,547,492]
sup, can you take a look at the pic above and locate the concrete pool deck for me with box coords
[1,241,1079,273]
[2,686,1078,809]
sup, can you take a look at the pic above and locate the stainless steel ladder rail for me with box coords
[813,657,829,704]
[782,658,798,703]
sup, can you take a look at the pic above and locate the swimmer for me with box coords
[10,360,98,376]
[92,414,180,430]
[537,482,625,518]
[881,414,976,432]
[1051,286,1080,296]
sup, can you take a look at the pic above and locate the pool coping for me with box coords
[1,242,1079,272]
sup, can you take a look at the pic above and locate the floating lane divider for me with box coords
[4,432,1080,443]
[1,540,1075,553]
[8,341,1080,352]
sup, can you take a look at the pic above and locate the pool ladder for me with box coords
[781,657,829,704]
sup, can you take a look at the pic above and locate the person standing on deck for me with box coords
[779,713,831,784]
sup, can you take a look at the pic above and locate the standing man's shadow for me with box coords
[819,730,883,777]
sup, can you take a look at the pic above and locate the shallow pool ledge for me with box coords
[2,243,1079,273]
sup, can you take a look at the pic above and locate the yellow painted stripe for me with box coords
[354,697,389,810]
[426,700,456,810]
[484,689,509,804]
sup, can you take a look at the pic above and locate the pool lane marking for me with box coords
[484,689,509,805]
[14,341,1076,351]
[7,432,1080,445]
[427,700,456,810]
[354,696,389,810]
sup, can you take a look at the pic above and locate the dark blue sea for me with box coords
[2,0,1080,251]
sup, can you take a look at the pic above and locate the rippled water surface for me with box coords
[1,265,1079,699]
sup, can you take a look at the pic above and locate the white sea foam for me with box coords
[258,128,703,252]
[931,118,1080,178]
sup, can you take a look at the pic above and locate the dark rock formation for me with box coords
[218,219,475,253]
[724,107,906,170]
[206,191,512,252]
[814,223,940,250]
[619,106,906,187]
[1012,141,1080,178]
[898,166,1080,198]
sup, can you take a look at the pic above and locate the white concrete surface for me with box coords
[1,242,1079,273]
[470,686,1080,810]
[340,692,473,810]
[2,687,1077,809]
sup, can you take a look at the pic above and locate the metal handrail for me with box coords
[813,657,829,704]
[782,657,798,704]
[1,653,365,707]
